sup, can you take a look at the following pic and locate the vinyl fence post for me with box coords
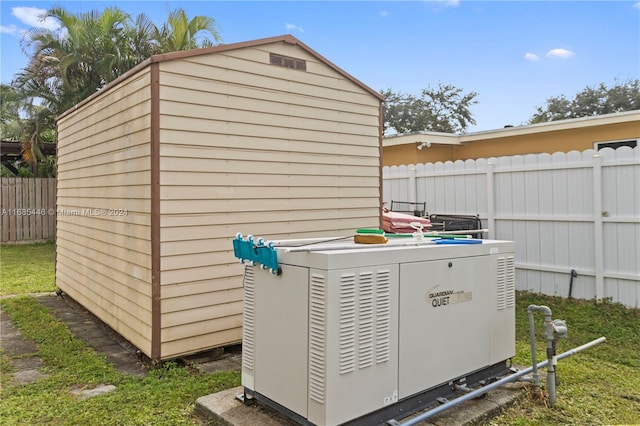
[487,162,496,240]
[408,166,417,204]
[592,154,604,301]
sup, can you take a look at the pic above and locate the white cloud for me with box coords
[12,6,60,31]
[634,2,640,10]
[524,52,539,61]
[380,10,389,18]
[0,24,22,36]
[433,0,460,7]
[285,23,304,33]
[546,48,575,59]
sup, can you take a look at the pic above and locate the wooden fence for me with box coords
[1,178,56,244]
[383,147,640,308]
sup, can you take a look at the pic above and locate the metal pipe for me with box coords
[547,339,556,406]
[527,305,552,392]
[388,337,606,426]
[528,309,540,389]
[527,305,563,407]
[548,319,567,406]
[543,315,556,406]
[568,269,578,299]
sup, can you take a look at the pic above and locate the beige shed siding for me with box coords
[156,41,381,357]
[56,69,154,356]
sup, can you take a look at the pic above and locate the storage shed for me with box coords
[55,35,384,360]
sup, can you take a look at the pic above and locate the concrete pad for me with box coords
[35,295,148,377]
[196,382,525,426]
[195,358,242,375]
[70,384,117,400]
[106,351,147,377]
[417,382,526,425]
[196,386,298,426]
[1,338,38,357]
[0,308,38,356]
[14,369,49,384]
[10,356,44,370]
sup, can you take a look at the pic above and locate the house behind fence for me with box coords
[383,146,640,308]
[0,178,56,244]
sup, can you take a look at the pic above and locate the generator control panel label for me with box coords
[426,290,472,308]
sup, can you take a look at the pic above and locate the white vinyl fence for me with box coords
[383,147,640,308]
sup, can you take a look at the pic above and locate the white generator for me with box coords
[239,236,516,425]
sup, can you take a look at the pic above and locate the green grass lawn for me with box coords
[0,242,241,425]
[493,292,640,425]
[0,242,56,295]
[1,242,639,425]
[0,296,239,425]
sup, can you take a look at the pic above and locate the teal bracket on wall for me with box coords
[232,233,281,275]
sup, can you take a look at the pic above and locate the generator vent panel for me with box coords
[339,273,356,374]
[241,266,255,372]
[375,270,391,364]
[356,272,373,370]
[309,273,327,403]
[497,256,516,310]
[337,270,392,375]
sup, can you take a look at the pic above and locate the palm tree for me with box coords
[154,8,221,52]
[18,7,131,113]
[123,13,160,70]
[12,6,223,170]
[1,83,55,174]
[19,103,55,169]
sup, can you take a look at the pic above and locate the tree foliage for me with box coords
[1,83,56,176]
[381,83,479,134]
[1,84,23,141]
[1,84,21,127]
[5,6,221,174]
[155,9,221,52]
[16,6,221,116]
[530,79,640,123]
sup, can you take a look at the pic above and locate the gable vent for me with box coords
[269,53,307,71]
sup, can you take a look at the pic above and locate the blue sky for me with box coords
[1,1,639,132]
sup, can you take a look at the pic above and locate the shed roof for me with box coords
[58,34,384,120]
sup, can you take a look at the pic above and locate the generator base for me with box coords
[243,360,513,426]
